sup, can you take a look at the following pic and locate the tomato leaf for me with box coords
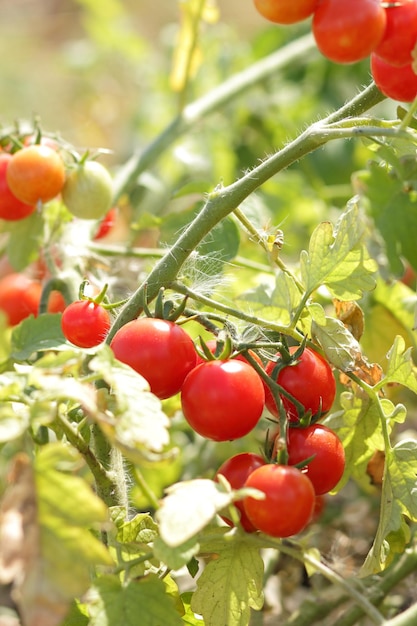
[10,313,68,360]
[0,445,111,626]
[381,335,417,393]
[89,575,183,626]
[156,479,236,547]
[356,160,417,274]
[324,393,388,492]
[191,536,264,626]
[153,535,200,571]
[311,315,362,372]
[89,347,171,458]
[300,199,377,300]
[361,439,417,575]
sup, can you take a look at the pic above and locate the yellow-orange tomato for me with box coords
[6,145,66,205]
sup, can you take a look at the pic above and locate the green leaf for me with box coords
[300,199,377,300]
[110,510,158,545]
[311,315,362,372]
[89,347,170,458]
[89,575,183,626]
[324,393,388,491]
[11,314,69,360]
[382,335,417,394]
[357,160,417,274]
[181,592,205,626]
[153,535,200,571]
[361,439,417,575]
[191,537,264,626]
[388,439,417,521]
[0,445,112,626]
[237,271,302,326]
[156,479,236,547]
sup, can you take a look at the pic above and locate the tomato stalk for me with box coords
[107,82,388,344]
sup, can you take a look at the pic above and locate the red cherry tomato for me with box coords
[61,300,111,348]
[253,0,319,24]
[264,347,336,422]
[0,154,36,221]
[243,464,315,537]
[285,424,345,494]
[370,54,417,102]
[6,145,66,205]
[93,207,118,240]
[0,273,65,325]
[110,317,197,399]
[312,0,386,64]
[214,452,266,532]
[374,0,417,67]
[181,359,265,441]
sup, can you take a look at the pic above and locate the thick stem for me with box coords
[107,83,386,342]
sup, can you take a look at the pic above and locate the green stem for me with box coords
[385,603,417,626]
[112,33,318,200]
[171,280,303,339]
[57,413,117,505]
[106,82,386,342]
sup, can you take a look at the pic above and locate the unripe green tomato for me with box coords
[62,160,113,220]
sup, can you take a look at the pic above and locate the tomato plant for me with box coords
[312,0,387,63]
[61,299,111,348]
[214,452,266,532]
[0,153,36,221]
[264,346,336,421]
[181,359,265,441]
[2,4,417,626]
[62,159,113,220]
[243,464,316,537]
[110,317,197,399]
[6,144,66,205]
[284,423,346,494]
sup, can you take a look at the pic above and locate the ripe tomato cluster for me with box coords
[109,318,344,538]
[0,136,114,222]
[253,0,417,102]
[215,421,345,538]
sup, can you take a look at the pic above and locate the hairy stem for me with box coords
[107,82,386,341]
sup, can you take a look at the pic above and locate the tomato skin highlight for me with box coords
[110,317,197,399]
[264,347,336,422]
[374,0,417,67]
[6,145,66,205]
[181,359,265,441]
[0,154,36,221]
[370,54,417,102]
[312,0,387,64]
[243,464,315,537]
[215,452,266,532]
[253,0,319,24]
[286,424,345,494]
[61,300,111,348]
